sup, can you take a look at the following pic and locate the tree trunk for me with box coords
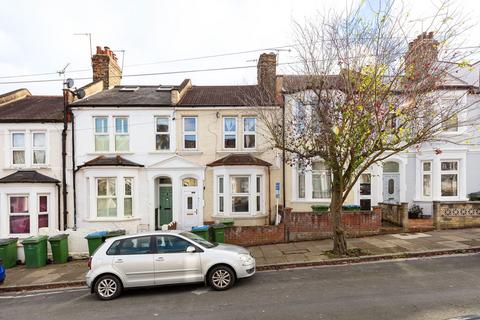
[331,180,347,255]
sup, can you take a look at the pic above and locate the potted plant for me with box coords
[408,204,423,219]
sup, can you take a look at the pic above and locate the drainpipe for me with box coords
[71,110,77,230]
[61,89,69,231]
[282,93,286,208]
[268,165,272,224]
[56,183,61,230]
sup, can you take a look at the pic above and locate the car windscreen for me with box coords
[180,232,217,248]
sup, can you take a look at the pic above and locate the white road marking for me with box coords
[191,288,210,295]
[0,287,88,299]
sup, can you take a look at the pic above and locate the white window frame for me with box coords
[256,175,262,212]
[243,117,256,149]
[31,131,47,165]
[293,160,332,202]
[37,194,49,229]
[8,194,30,235]
[231,175,250,214]
[94,116,109,152]
[223,117,237,149]
[11,131,26,166]
[114,117,130,152]
[155,116,171,151]
[422,161,432,198]
[183,117,197,150]
[96,177,118,218]
[123,177,133,217]
[217,176,224,214]
[311,161,332,199]
[440,160,459,197]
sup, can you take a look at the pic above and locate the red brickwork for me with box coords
[223,207,382,246]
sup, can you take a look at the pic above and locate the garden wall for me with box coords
[224,207,382,246]
[433,201,480,229]
[379,202,409,230]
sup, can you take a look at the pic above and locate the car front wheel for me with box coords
[208,265,236,291]
[94,275,122,300]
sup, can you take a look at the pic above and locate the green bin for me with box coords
[220,218,234,227]
[191,225,210,241]
[0,238,18,268]
[22,235,48,268]
[210,223,226,243]
[48,234,69,264]
[85,231,108,256]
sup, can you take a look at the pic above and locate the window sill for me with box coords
[290,199,331,203]
[83,217,141,222]
[212,213,268,220]
[87,152,135,156]
[216,150,261,154]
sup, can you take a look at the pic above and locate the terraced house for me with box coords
[69,47,282,239]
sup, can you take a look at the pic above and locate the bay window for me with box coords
[32,132,46,165]
[256,175,262,212]
[96,178,117,217]
[94,117,109,152]
[124,178,133,217]
[183,117,197,149]
[422,161,432,197]
[12,132,25,165]
[312,161,331,199]
[114,117,129,152]
[231,176,249,213]
[9,195,29,234]
[155,117,170,150]
[38,195,49,228]
[243,117,256,149]
[441,161,458,197]
[224,117,237,149]
[218,176,224,213]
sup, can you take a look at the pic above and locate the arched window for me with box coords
[158,177,172,185]
[182,177,198,187]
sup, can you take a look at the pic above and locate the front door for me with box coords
[159,186,173,226]
[111,236,155,288]
[383,174,400,203]
[182,187,199,229]
[153,235,203,285]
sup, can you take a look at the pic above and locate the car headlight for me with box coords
[239,253,253,265]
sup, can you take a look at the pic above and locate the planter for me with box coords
[311,205,329,212]
[342,205,361,211]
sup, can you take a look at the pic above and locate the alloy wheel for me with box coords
[211,269,231,289]
[97,278,118,298]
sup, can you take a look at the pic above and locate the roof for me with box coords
[0,95,64,122]
[207,154,272,167]
[0,171,60,184]
[78,155,144,168]
[177,85,275,106]
[71,85,176,106]
[282,75,345,93]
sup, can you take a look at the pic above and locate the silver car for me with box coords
[86,230,256,300]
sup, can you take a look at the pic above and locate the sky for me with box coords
[1,0,479,95]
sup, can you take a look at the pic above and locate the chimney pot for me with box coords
[91,45,122,90]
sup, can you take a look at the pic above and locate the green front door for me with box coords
[159,186,173,225]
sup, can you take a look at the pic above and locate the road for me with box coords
[1,255,480,320]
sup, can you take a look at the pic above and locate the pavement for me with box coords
[2,255,480,320]
[3,227,480,292]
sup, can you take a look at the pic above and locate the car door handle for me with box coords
[114,258,124,263]
[155,257,164,262]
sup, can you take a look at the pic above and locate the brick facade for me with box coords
[91,46,122,90]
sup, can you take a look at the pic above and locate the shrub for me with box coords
[342,205,361,211]
[311,205,329,212]
[408,204,423,219]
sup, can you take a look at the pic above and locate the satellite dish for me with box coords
[65,78,74,89]
[75,88,86,99]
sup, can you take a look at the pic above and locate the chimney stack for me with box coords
[405,32,439,82]
[257,53,277,96]
[91,46,122,90]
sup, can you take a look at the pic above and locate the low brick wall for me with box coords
[224,207,382,246]
[379,202,409,230]
[224,224,285,246]
[433,201,480,229]
[285,208,382,241]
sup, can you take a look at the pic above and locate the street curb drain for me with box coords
[2,247,480,293]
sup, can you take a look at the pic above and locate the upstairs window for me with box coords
[32,132,46,164]
[243,117,256,149]
[155,117,170,151]
[224,117,237,149]
[94,117,109,152]
[114,117,129,152]
[442,114,459,132]
[12,132,25,165]
[183,117,197,149]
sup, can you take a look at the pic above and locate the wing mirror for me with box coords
[186,246,196,253]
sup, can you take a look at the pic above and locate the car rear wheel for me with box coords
[208,265,235,291]
[94,275,122,300]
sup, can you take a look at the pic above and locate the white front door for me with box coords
[383,174,400,203]
[182,187,200,229]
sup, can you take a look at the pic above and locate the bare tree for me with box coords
[257,0,478,255]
